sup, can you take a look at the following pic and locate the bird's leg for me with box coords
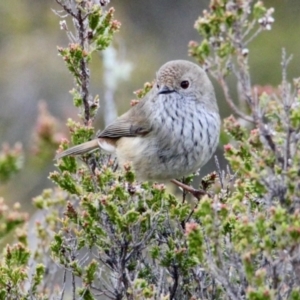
[86,155,98,175]
[170,179,209,201]
[171,179,211,229]
[181,177,188,203]
[112,159,118,172]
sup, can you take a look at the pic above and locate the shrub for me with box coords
[1,1,300,299]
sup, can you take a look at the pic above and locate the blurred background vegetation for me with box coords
[0,0,299,212]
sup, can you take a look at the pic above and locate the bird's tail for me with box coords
[55,139,99,160]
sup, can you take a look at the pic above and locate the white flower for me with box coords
[59,20,68,31]
[242,48,249,56]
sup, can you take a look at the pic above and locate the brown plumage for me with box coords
[55,60,220,181]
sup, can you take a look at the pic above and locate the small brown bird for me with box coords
[56,60,220,181]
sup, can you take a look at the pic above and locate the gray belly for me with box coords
[120,99,220,181]
[135,131,217,181]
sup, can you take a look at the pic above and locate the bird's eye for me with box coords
[180,80,189,89]
[157,83,160,89]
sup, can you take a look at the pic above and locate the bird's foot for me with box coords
[170,179,210,200]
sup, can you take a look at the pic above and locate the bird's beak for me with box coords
[158,85,175,95]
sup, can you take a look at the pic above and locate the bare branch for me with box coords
[77,3,91,124]
[218,75,254,123]
[55,0,77,18]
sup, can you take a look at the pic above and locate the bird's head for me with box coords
[155,60,218,111]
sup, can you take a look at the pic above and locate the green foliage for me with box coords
[0,143,23,183]
[189,0,274,67]
[47,163,208,298]
[54,2,120,130]
[66,118,95,145]
[46,0,300,298]
[0,243,46,300]
[134,81,154,99]
[2,0,300,299]
[88,7,121,50]
[58,6,121,84]
[32,102,62,163]
[0,200,27,241]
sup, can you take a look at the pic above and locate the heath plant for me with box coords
[1,1,300,300]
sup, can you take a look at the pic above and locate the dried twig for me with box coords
[217,75,254,123]
[76,3,91,124]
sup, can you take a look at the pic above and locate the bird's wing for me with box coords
[97,109,152,139]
